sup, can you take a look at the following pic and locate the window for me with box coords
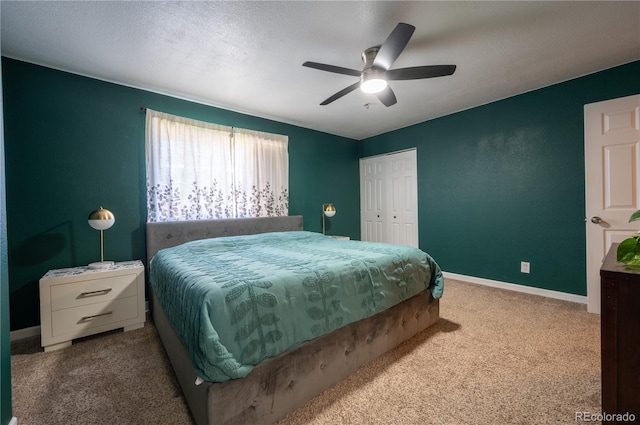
[145,109,288,222]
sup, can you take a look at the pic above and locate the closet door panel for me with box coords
[360,157,386,242]
[361,149,418,247]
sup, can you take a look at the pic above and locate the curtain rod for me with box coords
[140,107,147,112]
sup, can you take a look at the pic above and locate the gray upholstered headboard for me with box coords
[145,215,303,265]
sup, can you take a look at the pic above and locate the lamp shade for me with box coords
[323,203,336,217]
[88,207,115,230]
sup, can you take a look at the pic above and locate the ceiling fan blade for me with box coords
[372,23,415,71]
[303,61,361,77]
[376,86,397,107]
[386,65,457,80]
[320,81,361,105]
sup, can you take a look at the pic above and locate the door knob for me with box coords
[591,216,603,224]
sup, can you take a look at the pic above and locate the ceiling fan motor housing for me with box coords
[361,47,384,74]
[360,46,387,91]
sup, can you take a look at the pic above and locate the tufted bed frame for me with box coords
[146,216,440,425]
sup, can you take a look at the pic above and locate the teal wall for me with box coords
[1,53,13,425]
[360,60,640,296]
[2,57,360,331]
[3,55,640,332]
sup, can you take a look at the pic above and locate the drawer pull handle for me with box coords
[80,311,113,321]
[79,288,113,297]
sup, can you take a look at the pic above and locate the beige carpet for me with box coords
[11,279,601,424]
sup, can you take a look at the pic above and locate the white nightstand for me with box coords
[327,235,350,241]
[39,260,145,352]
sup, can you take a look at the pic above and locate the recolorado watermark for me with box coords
[576,411,636,422]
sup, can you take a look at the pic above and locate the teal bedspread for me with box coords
[150,231,443,383]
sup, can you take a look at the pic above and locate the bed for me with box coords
[146,216,442,425]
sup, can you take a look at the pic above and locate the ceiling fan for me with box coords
[303,23,456,107]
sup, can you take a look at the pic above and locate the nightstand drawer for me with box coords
[51,296,139,337]
[50,273,138,311]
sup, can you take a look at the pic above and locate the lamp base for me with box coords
[88,261,114,270]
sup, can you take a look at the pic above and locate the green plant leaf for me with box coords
[629,210,640,222]
[616,237,640,265]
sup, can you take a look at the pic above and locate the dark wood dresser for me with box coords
[600,244,640,422]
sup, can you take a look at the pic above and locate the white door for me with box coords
[585,94,640,314]
[388,150,419,247]
[360,156,385,242]
[360,149,419,247]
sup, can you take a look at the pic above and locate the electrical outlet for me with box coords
[521,261,530,274]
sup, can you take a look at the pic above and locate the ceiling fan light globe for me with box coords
[360,78,387,94]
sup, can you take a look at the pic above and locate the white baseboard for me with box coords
[443,272,588,305]
[10,300,151,342]
[10,325,39,342]
[9,416,18,425]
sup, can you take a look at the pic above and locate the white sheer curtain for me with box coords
[145,109,288,222]
[233,128,289,217]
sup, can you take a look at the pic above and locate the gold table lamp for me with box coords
[87,207,115,269]
[322,203,336,235]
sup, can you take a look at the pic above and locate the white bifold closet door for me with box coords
[360,149,419,247]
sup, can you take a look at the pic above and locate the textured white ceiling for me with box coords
[2,1,639,140]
